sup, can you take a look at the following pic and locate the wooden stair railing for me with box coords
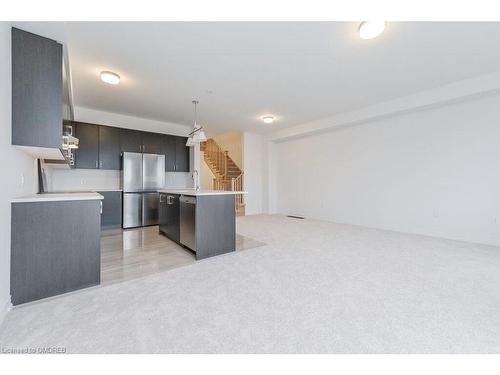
[232,173,244,215]
[201,139,245,215]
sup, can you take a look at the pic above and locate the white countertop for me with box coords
[158,189,247,196]
[48,189,123,192]
[11,192,104,203]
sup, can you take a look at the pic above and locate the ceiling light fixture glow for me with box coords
[100,71,120,85]
[359,21,386,40]
[262,116,274,124]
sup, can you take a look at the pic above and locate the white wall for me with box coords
[0,23,37,322]
[243,132,267,215]
[272,95,500,247]
[200,151,215,190]
[212,131,243,169]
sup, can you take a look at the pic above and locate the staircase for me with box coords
[201,139,245,216]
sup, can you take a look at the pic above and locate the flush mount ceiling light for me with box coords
[262,116,274,124]
[185,100,207,147]
[359,21,386,40]
[100,71,120,85]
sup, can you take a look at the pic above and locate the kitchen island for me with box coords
[10,192,103,305]
[158,189,246,260]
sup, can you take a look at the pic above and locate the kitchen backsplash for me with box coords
[46,168,193,192]
[46,168,121,191]
[165,172,194,188]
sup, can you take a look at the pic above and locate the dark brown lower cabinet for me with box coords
[194,195,235,260]
[159,194,236,260]
[98,191,122,229]
[159,193,180,242]
[10,199,101,305]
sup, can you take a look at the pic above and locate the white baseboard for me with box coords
[0,294,12,327]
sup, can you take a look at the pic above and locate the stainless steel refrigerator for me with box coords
[122,152,165,228]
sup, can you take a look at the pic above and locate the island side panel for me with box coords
[11,200,101,305]
[195,195,236,260]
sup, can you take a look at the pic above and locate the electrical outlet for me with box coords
[20,173,24,187]
[80,178,85,185]
[433,209,439,219]
[493,217,498,224]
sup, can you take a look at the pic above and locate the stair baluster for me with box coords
[201,138,245,215]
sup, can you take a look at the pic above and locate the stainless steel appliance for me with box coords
[179,195,196,251]
[159,193,181,242]
[122,152,165,228]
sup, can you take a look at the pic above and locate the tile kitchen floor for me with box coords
[100,225,265,286]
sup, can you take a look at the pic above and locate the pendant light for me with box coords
[186,100,207,146]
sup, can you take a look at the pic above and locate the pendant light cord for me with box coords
[192,100,199,128]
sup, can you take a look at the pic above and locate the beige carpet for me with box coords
[1,214,499,353]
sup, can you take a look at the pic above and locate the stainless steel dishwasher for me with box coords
[180,195,196,252]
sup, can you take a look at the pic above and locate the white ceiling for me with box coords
[62,22,500,135]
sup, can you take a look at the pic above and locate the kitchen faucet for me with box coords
[192,169,199,191]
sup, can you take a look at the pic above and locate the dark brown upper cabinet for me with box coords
[98,126,121,170]
[74,122,190,172]
[75,122,99,169]
[11,28,63,149]
[175,136,190,172]
[162,135,177,172]
[74,122,120,170]
[162,135,190,172]
[120,128,142,153]
[142,131,163,154]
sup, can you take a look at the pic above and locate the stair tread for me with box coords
[204,139,244,199]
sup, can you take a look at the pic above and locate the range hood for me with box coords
[43,52,79,168]
[43,122,78,168]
